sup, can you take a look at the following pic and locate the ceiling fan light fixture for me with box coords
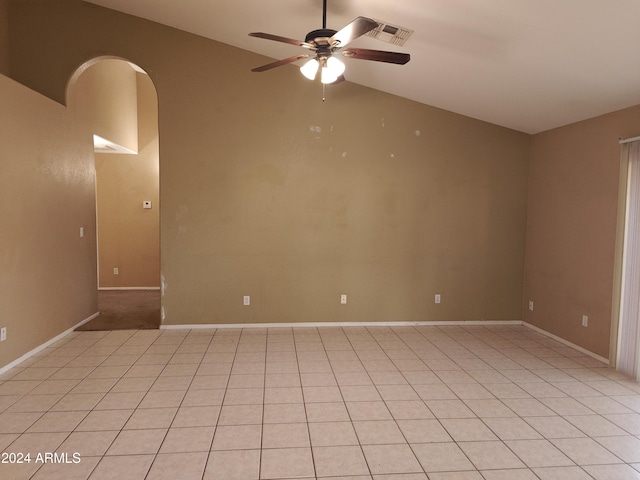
[320,56,345,84]
[327,56,345,76]
[320,70,336,84]
[300,58,319,80]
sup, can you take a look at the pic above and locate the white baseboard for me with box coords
[523,321,609,365]
[160,320,608,365]
[160,320,522,330]
[98,287,160,291]
[0,312,99,375]
[1,315,606,376]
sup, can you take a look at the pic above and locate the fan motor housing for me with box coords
[305,28,338,44]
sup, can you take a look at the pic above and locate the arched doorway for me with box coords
[67,57,161,330]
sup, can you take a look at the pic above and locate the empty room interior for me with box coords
[1,0,640,479]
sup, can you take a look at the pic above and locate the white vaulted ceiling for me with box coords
[84,0,640,134]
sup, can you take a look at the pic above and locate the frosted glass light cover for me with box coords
[300,59,319,80]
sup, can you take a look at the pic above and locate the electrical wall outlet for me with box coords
[340,294,347,304]
[1,327,6,342]
[582,315,588,327]
[529,300,534,311]
[113,267,119,275]
[79,227,84,238]
[243,295,250,306]
[435,294,441,304]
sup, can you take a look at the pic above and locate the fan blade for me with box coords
[329,16,378,47]
[251,54,311,72]
[249,32,315,50]
[342,48,410,65]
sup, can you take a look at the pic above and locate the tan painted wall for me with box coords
[525,105,640,358]
[0,73,97,368]
[6,0,530,327]
[68,58,138,153]
[95,71,160,288]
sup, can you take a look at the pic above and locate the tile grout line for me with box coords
[0,325,639,479]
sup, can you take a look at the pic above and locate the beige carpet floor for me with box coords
[76,289,161,331]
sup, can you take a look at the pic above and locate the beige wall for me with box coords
[95,71,160,288]
[525,105,640,358]
[68,58,138,153]
[6,0,530,327]
[0,73,97,368]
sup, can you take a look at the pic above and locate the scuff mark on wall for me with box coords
[309,125,322,140]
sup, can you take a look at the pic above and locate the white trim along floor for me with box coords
[0,323,639,479]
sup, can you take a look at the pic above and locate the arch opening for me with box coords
[67,56,161,330]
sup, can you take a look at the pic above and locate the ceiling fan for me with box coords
[248,0,411,85]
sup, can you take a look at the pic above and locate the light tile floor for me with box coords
[0,324,639,480]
